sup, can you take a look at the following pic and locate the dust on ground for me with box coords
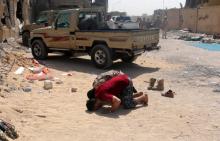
[0,36,220,141]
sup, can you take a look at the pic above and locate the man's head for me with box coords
[87,89,95,99]
[86,99,96,111]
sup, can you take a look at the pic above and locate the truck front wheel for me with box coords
[31,40,48,60]
[91,44,112,69]
[121,55,138,63]
[22,31,30,47]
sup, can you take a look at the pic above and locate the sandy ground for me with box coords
[1,38,220,141]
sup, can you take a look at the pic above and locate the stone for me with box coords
[56,80,63,85]
[213,88,220,93]
[9,86,17,91]
[12,77,17,81]
[28,80,34,84]
[44,80,53,90]
[71,88,77,93]
[22,86,32,92]
[4,88,11,93]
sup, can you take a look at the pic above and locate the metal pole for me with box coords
[163,0,164,9]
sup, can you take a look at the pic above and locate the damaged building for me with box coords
[185,0,220,8]
[153,0,220,34]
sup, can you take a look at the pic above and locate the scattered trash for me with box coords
[0,119,19,140]
[71,88,77,93]
[14,67,25,75]
[44,80,53,90]
[26,72,53,81]
[161,90,175,98]
[28,67,44,74]
[213,34,220,39]
[202,38,215,44]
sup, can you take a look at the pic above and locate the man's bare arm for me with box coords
[110,96,121,112]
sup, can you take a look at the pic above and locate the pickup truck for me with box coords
[29,8,159,69]
[22,10,58,46]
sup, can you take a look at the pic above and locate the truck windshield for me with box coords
[36,12,48,24]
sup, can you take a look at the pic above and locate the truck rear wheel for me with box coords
[22,31,30,47]
[121,55,138,63]
[91,44,112,69]
[31,40,48,60]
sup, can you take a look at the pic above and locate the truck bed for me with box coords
[75,28,159,50]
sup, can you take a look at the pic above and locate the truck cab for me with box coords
[22,10,58,46]
[30,8,159,69]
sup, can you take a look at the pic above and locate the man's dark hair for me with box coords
[87,89,95,99]
[86,99,96,111]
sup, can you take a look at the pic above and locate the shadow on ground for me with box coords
[86,105,146,119]
[41,54,160,79]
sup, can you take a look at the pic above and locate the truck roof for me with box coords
[58,8,104,14]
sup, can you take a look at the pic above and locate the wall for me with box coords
[181,8,197,32]
[166,5,220,34]
[167,9,180,30]
[197,6,220,34]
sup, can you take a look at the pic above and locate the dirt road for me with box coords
[1,38,220,141]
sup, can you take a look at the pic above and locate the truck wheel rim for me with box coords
[95,50,106,65]
[33,44,42,57]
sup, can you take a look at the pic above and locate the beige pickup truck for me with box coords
[29,8,159,69]
[22,10,58,46]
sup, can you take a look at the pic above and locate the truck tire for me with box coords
[91,44,113,69]
[31,40,48,60]
[121,55,138,63]
[22,31,30,47]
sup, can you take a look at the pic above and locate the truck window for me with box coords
[79,12,98,22]
[78,12,99,30]
[56,13,70,28]
[36,12,48,24]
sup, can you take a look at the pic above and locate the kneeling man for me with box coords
[86,74,148,112]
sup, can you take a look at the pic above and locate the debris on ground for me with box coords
[44,80,53,90]
[202,38,216,44]
[22,86,32,93]
[71,88,77,93]
[0,119,19,140]
[161,90,175,98]
[14,67,25,75]
[169,30,220,44]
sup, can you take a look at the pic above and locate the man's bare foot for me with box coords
[143,94,148,105]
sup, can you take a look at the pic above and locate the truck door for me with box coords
[46,12,71,49]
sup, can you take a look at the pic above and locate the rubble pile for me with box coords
[169,30,220,44]
[0,42,32,76]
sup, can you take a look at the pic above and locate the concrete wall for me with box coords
[197,6,220,34]
[181,8,197,32]
[167,9,180,30]
[166,5,220,34]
